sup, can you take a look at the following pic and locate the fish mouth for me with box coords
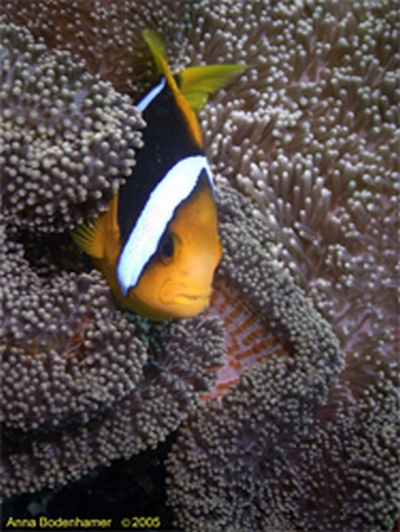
[174,293,210,304]
[160,282,211,306]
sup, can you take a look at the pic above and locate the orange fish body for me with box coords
[72,30,246,320]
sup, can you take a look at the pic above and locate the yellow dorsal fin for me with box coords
[142,29,203,146]
[71,193,119,259]
[178,64,249,113]
[142,28,168,75]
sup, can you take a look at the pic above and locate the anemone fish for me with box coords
[72,29,246,321]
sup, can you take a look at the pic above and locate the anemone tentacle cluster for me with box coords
[166,186,344,529]
[1,216,225,499]
[165,0,400,529]
[1,19,144,233]
[0,0,197,97]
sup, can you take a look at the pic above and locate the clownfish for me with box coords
[72,29,246,321]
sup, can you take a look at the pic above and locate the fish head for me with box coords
[127,182,222,320]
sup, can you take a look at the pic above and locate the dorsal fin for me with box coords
[142,28,168,75]
[142,29,203,147]
[178,63,249,113]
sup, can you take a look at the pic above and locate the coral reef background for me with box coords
[1,0,399,530]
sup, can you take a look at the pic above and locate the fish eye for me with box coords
[158,233,175,265]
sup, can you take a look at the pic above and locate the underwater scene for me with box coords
[1,1,399,531]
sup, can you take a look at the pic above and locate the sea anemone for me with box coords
[166,186,343,529]
[165,0,400,529]
[0,0,197,97]
[1,19,143,233]
[1,214,224,500]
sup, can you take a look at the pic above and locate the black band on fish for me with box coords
[136,77,166,112]
[117,76,203,246]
